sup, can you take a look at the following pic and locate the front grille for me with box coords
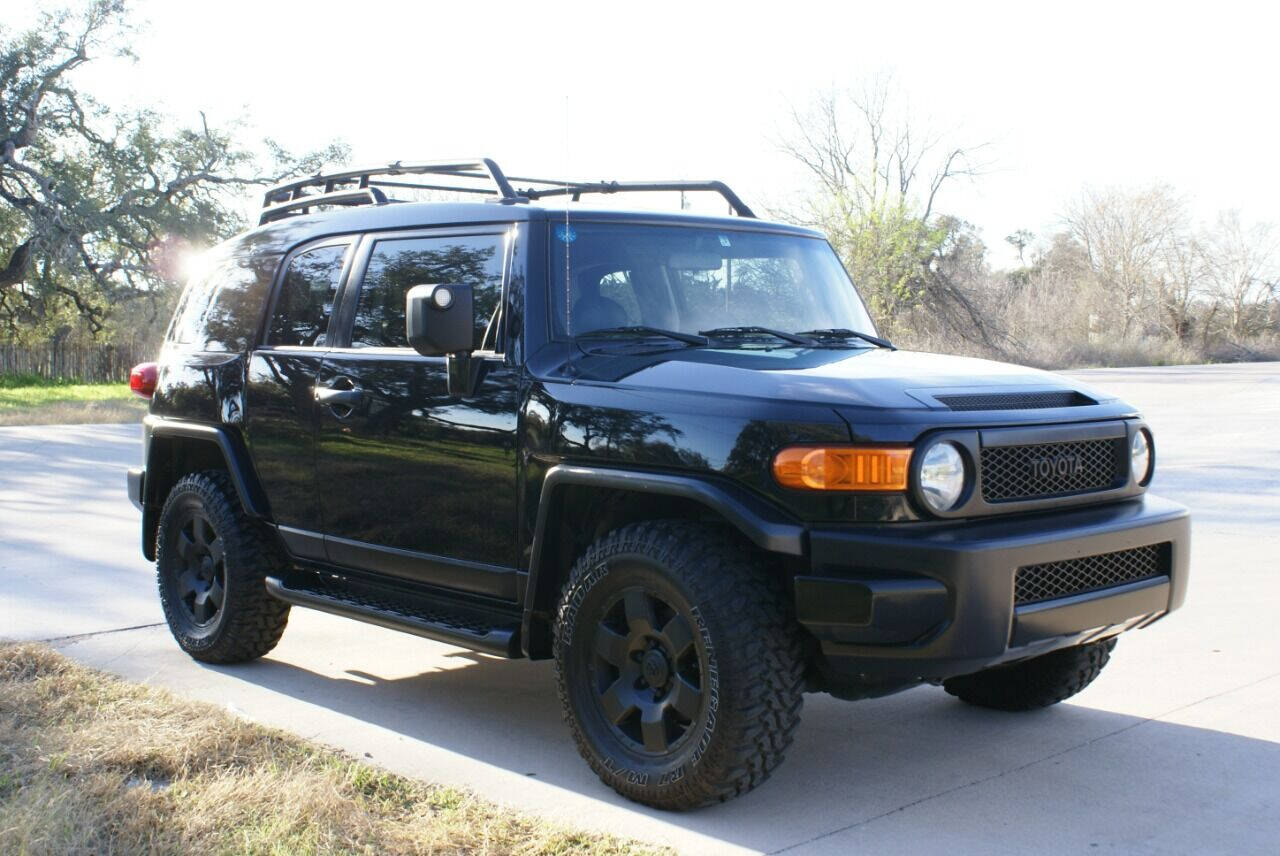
[1015,543,1170,605]
[936,391,1095,411]
[981,437,1125,502]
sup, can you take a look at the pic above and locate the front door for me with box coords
[314,226,521,600]
[245,238,354,561]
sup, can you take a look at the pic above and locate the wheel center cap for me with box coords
[641,649,670,688]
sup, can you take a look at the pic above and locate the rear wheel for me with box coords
[155,471,290,664]
[943,638,1117,711]
[554,521,804,810]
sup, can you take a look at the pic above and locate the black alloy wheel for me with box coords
[592,587,704,756]
[555,521,805,810]
[171,511,226,626]
[155,471,290,663]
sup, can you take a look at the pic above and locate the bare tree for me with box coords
[1155,230,1207,342]
[1200,211,1277,337]
[1062,185,1186,339]
[780,77,988,225]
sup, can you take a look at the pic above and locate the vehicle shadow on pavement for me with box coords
[219,649,1280,854]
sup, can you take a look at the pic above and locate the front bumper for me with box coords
[798,494,1189,684]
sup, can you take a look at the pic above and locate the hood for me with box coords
[569,345,1117,414]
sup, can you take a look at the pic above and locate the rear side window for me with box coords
[351,234,505,350]
[267,244,349,347]
[168,254,278,352]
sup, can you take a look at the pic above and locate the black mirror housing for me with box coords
[406,283,473,356]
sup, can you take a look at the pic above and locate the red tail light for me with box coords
[129,362,158,399]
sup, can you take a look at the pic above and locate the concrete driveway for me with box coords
[2,363,1278,854]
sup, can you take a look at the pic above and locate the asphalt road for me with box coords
[2,363,1278,854]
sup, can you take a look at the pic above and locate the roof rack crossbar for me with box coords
[259,187,388,225]
[261,159,519,206]
[257,158,755,222]
[367,179,501,195]
[518,180,755,218]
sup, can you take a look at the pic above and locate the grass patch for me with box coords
[0,643,667,856]
[0,373,98,389]
[0,377,144,426]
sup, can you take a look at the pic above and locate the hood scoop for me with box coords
[933,390,1096,411]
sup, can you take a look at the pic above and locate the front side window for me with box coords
[549,223,875,340]
[351,233,506,350]
[267,244,349,347]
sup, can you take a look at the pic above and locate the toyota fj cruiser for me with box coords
[126,158,1189,810]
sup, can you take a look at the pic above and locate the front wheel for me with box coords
[554,522,805,810]
[943,638,1117,711]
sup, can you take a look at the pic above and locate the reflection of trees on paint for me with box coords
[556,405,709,470]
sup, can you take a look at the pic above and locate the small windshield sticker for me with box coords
[555,224,577,243]
[718,235,731,247]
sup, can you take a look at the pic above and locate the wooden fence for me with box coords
[0,342,152,383]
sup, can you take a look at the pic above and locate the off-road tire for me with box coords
[156,471,290,664]
[943,638,1117,711]
[554,521,805,810]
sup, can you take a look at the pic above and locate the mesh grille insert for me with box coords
[1016,543,1170,605]
[936,391,1095,411]
[981,437,1125,502]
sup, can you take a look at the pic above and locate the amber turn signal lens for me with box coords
[773,446,912,491]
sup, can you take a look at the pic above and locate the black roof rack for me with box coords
[258,157,755,225]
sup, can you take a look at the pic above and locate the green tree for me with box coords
[779,80,1001,350]
[0,1,346,340]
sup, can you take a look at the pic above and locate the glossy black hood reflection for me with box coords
[564,345,1114,411]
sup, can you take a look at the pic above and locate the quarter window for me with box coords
[267,244,349,347]
[351,234,505,350]
[169,254,278,352]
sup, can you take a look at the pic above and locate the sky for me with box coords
[24,0,1280,267]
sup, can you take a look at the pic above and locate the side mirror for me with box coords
[406,283,473,357]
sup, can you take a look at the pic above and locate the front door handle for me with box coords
[314,381,363,409]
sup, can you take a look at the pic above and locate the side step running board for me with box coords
[265,574,521,658]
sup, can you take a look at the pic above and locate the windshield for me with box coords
[549,222,876,342]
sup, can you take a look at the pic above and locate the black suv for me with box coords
[126,159,1189,810]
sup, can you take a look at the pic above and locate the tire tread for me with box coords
[156,470,290,664]
[943,638,1116,711]
[553,521,805,810]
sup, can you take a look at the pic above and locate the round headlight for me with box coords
[1130,429,1153,485]
[919,441,967,512]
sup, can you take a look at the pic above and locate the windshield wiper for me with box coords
[697,326,818,347]
[576,326,710,346]
[796,327,896,350]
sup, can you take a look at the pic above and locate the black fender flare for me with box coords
[144,416,271,518]
[139,416,272,560]
[519,464,806,657]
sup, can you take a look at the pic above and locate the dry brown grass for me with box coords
[0,644,667,856]
[0,398,146,426]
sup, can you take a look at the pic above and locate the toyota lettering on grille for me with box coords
[1027,453,1083,480]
